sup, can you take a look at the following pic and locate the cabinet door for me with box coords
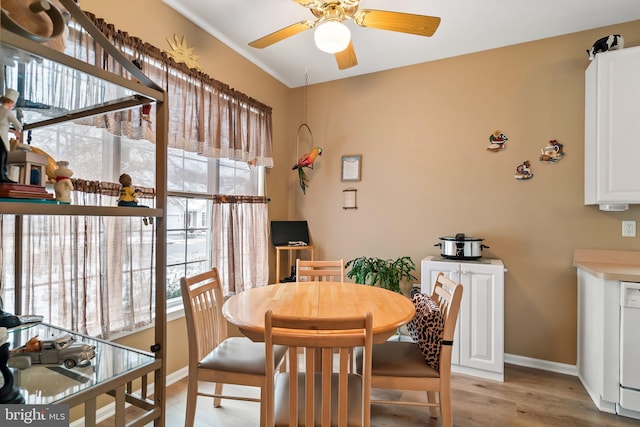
[577,269,621,409]
[421,258,461,365]
[421,259,460,292]
[458,263,504,375]
[586,46,640,205]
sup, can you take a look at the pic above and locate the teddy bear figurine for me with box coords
[118,173,152,224]
[117,173,139,207]
[53,161,74,203]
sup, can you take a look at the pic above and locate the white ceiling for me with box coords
[162,0,640,88]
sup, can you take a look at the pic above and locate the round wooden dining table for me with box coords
[222,281,415,343]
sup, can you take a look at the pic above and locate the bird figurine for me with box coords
[292,147,323,194]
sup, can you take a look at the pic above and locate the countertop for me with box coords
[574,249,640,281]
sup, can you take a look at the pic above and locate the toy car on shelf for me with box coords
[8,334,96,369]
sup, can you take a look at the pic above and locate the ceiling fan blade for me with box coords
[249,21,314,49]
[335,41,358,70]
[354,10,441,37]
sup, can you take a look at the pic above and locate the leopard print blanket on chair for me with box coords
[406,292,445,370]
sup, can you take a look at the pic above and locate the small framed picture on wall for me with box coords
[341,155,362,182]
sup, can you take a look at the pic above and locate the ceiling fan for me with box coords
[248,0,441,70]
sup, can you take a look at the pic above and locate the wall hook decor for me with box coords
[164,34,202,70]
[487,130,509,152]
[539,139,565,163]
[514,160,533,180]
[293,70,322,194]
[343,188,357,209]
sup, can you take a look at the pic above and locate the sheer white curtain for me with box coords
[211,196,269,294]
[1,183,155,339]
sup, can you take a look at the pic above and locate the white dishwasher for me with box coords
[619,281,640,418]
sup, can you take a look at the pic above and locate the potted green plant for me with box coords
[345,256,417,294]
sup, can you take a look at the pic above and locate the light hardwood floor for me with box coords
[100,364,640,426]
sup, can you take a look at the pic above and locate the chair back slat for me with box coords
[431,272,463,343]
[296,259,345,282]
[265,311,373,427]
[180,269,228,363]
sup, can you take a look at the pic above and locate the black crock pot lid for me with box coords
[439,233,484,241]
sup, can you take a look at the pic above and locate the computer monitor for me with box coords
[270,221,310,246]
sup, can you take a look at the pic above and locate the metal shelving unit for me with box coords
[1,0,167,424]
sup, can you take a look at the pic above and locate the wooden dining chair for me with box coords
[180,269,288,427]
[264,310,374,427]
[295,259,345,282]
[355,272,463,427]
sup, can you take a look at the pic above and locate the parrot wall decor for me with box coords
[292,147,323,194]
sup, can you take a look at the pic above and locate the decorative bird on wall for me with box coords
[292,147,323,194]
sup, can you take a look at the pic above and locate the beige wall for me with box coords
[82,0,640,367]
[288,21,640,365]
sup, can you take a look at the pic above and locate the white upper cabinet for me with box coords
[585,46,640,211]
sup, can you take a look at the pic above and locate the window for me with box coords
[1,13,273,338]
[1,123,265,336]
[166,148,265,303]
[166,197,211,301]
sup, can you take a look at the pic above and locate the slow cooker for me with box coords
[435,233,489,260]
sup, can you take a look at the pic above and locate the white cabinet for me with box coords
[576,269,640,419]
[585,46,640,211]
[576,268,620,414]
[421,256,505,381]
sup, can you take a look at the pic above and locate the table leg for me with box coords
[276,248,281,283]
[288,250,293,278]
[84,398,97,427]
[114,385,125,426]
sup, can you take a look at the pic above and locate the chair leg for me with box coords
[426,391,439,418]
[185,378,198,427]
[213,383,223,407]
[439,385,453,427]
[259,385,267,427]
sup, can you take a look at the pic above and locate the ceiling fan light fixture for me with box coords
[314,20,351,54]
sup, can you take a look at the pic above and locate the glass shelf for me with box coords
[0,30,161,131]
[0,31,163,217]
[2,323,159,407]
[0,202,163,217]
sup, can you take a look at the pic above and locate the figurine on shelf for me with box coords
[118,173,152,224]
[0,327,25,404]
[54,160,74,203]
[118,173,143,207]
[0,89,22,183]
[587,34,624,60]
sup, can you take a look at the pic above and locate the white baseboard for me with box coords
[70,366,189,427]
[505,353,577,376]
